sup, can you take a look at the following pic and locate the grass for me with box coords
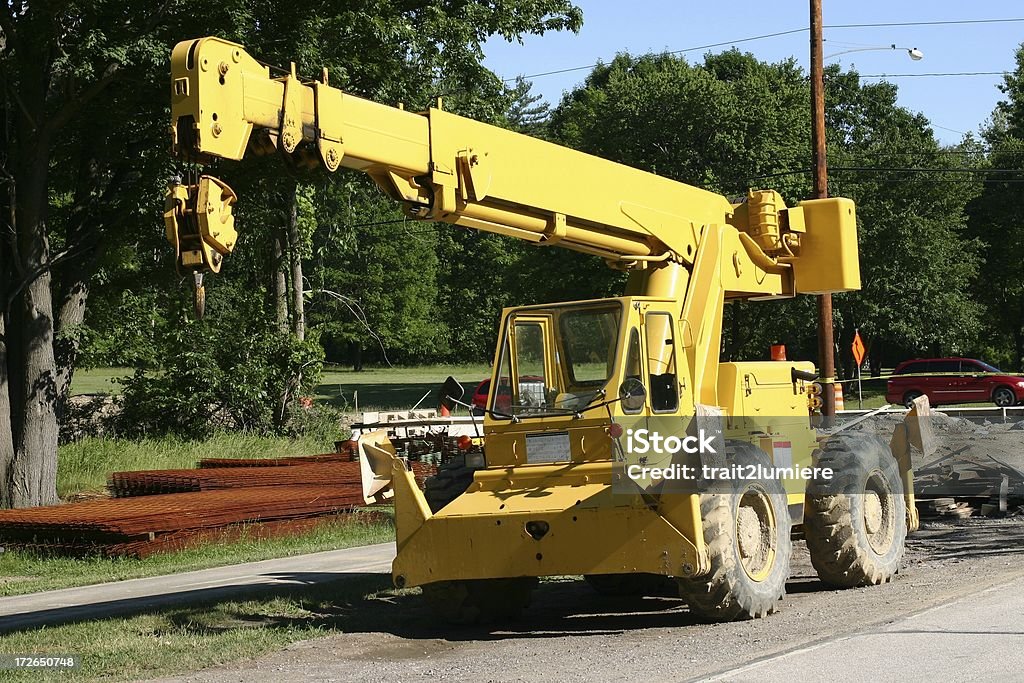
[0,571,407,682]
[72,364,492,414]
[0,510,394,597]
[314,363,491,412]
[71,367,131,395]
[840,378,889,410]
[57,433,339,500]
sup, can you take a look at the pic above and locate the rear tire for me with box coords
[677,441,792,622]
[902,391,923,408]
[804,433,906,587]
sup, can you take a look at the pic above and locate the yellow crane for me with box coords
[164,36,931,623]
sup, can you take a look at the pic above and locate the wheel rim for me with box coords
[864,470,896,555]
[995,388,1014,407]
[735,485,777,582]
[904,392,921,408]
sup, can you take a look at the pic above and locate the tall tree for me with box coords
[968,44,1024,370]
[1,0,582,506]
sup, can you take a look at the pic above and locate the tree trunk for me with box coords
[53,154,103,424]
[352,341,363,372]
[1014,325,1024,374]
[0,86,13,507]
[7,153,59,507]
[0,309,14,509]
[53,270,90,421]
[287,186,305,341]
[271,228,288,333]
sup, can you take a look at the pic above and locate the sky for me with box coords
[482,1,1024,146]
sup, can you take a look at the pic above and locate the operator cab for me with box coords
[485,296,691,424]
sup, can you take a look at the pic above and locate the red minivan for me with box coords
[885,357,1024,408]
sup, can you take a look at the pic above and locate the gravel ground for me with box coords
[149,516,1024,683]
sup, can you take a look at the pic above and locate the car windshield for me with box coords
[492,302,622,418]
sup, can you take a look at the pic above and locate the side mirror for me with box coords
[438,375,465,412]
[618,378,647,412]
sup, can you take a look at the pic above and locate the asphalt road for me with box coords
[3,521,1022,682]
[147,518,1024,683]
[0,542,394,633]
[706,576,1024,682]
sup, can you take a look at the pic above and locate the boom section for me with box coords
[173,37,730,262]
[169,36,860,298]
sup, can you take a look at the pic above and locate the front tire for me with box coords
[993,386,1016,407]
[804,433,907,587]
[677,441,792,622]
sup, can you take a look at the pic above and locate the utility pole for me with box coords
[810,0,836,423]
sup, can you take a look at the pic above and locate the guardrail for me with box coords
[838,405,1024,422]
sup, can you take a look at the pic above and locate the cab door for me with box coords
[505,315,557,411]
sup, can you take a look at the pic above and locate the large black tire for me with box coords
[584,573,676,597]
[421,577,536,625]
[804,433,907,588]
[424,453,482,513]
[677,441,792,622]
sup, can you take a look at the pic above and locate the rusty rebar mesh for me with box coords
[0,485,366,539]
[197,453,347,468]
[2,510,394,559]
[108,461,362,497]
[0,449,434,558]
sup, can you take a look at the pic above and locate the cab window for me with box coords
[645,312,678,412]
[513,322,548,406]
[623,328,643,413]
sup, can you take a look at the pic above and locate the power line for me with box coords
[502,16,1024,83]
[833,166,1024,173]
[825,18,1024,28]
[751,166,1024,181]
[502,27,807,82]
[857,71,1004,78]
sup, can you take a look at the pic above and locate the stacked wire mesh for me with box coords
[0,449,435,558]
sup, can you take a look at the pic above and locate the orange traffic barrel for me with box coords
[834,383,845,410]
[770,344,787,361]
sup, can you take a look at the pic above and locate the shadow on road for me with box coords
[3,518,1022,640]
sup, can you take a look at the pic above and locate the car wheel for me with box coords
[902,391,923,408]
[993,386,1016,407]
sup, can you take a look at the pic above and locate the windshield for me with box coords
[492,303,622,418]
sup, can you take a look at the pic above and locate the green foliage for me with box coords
[968,44,1024,370]
[547,50,982,370]
[117,283,324,438]
[50,0,583,432]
